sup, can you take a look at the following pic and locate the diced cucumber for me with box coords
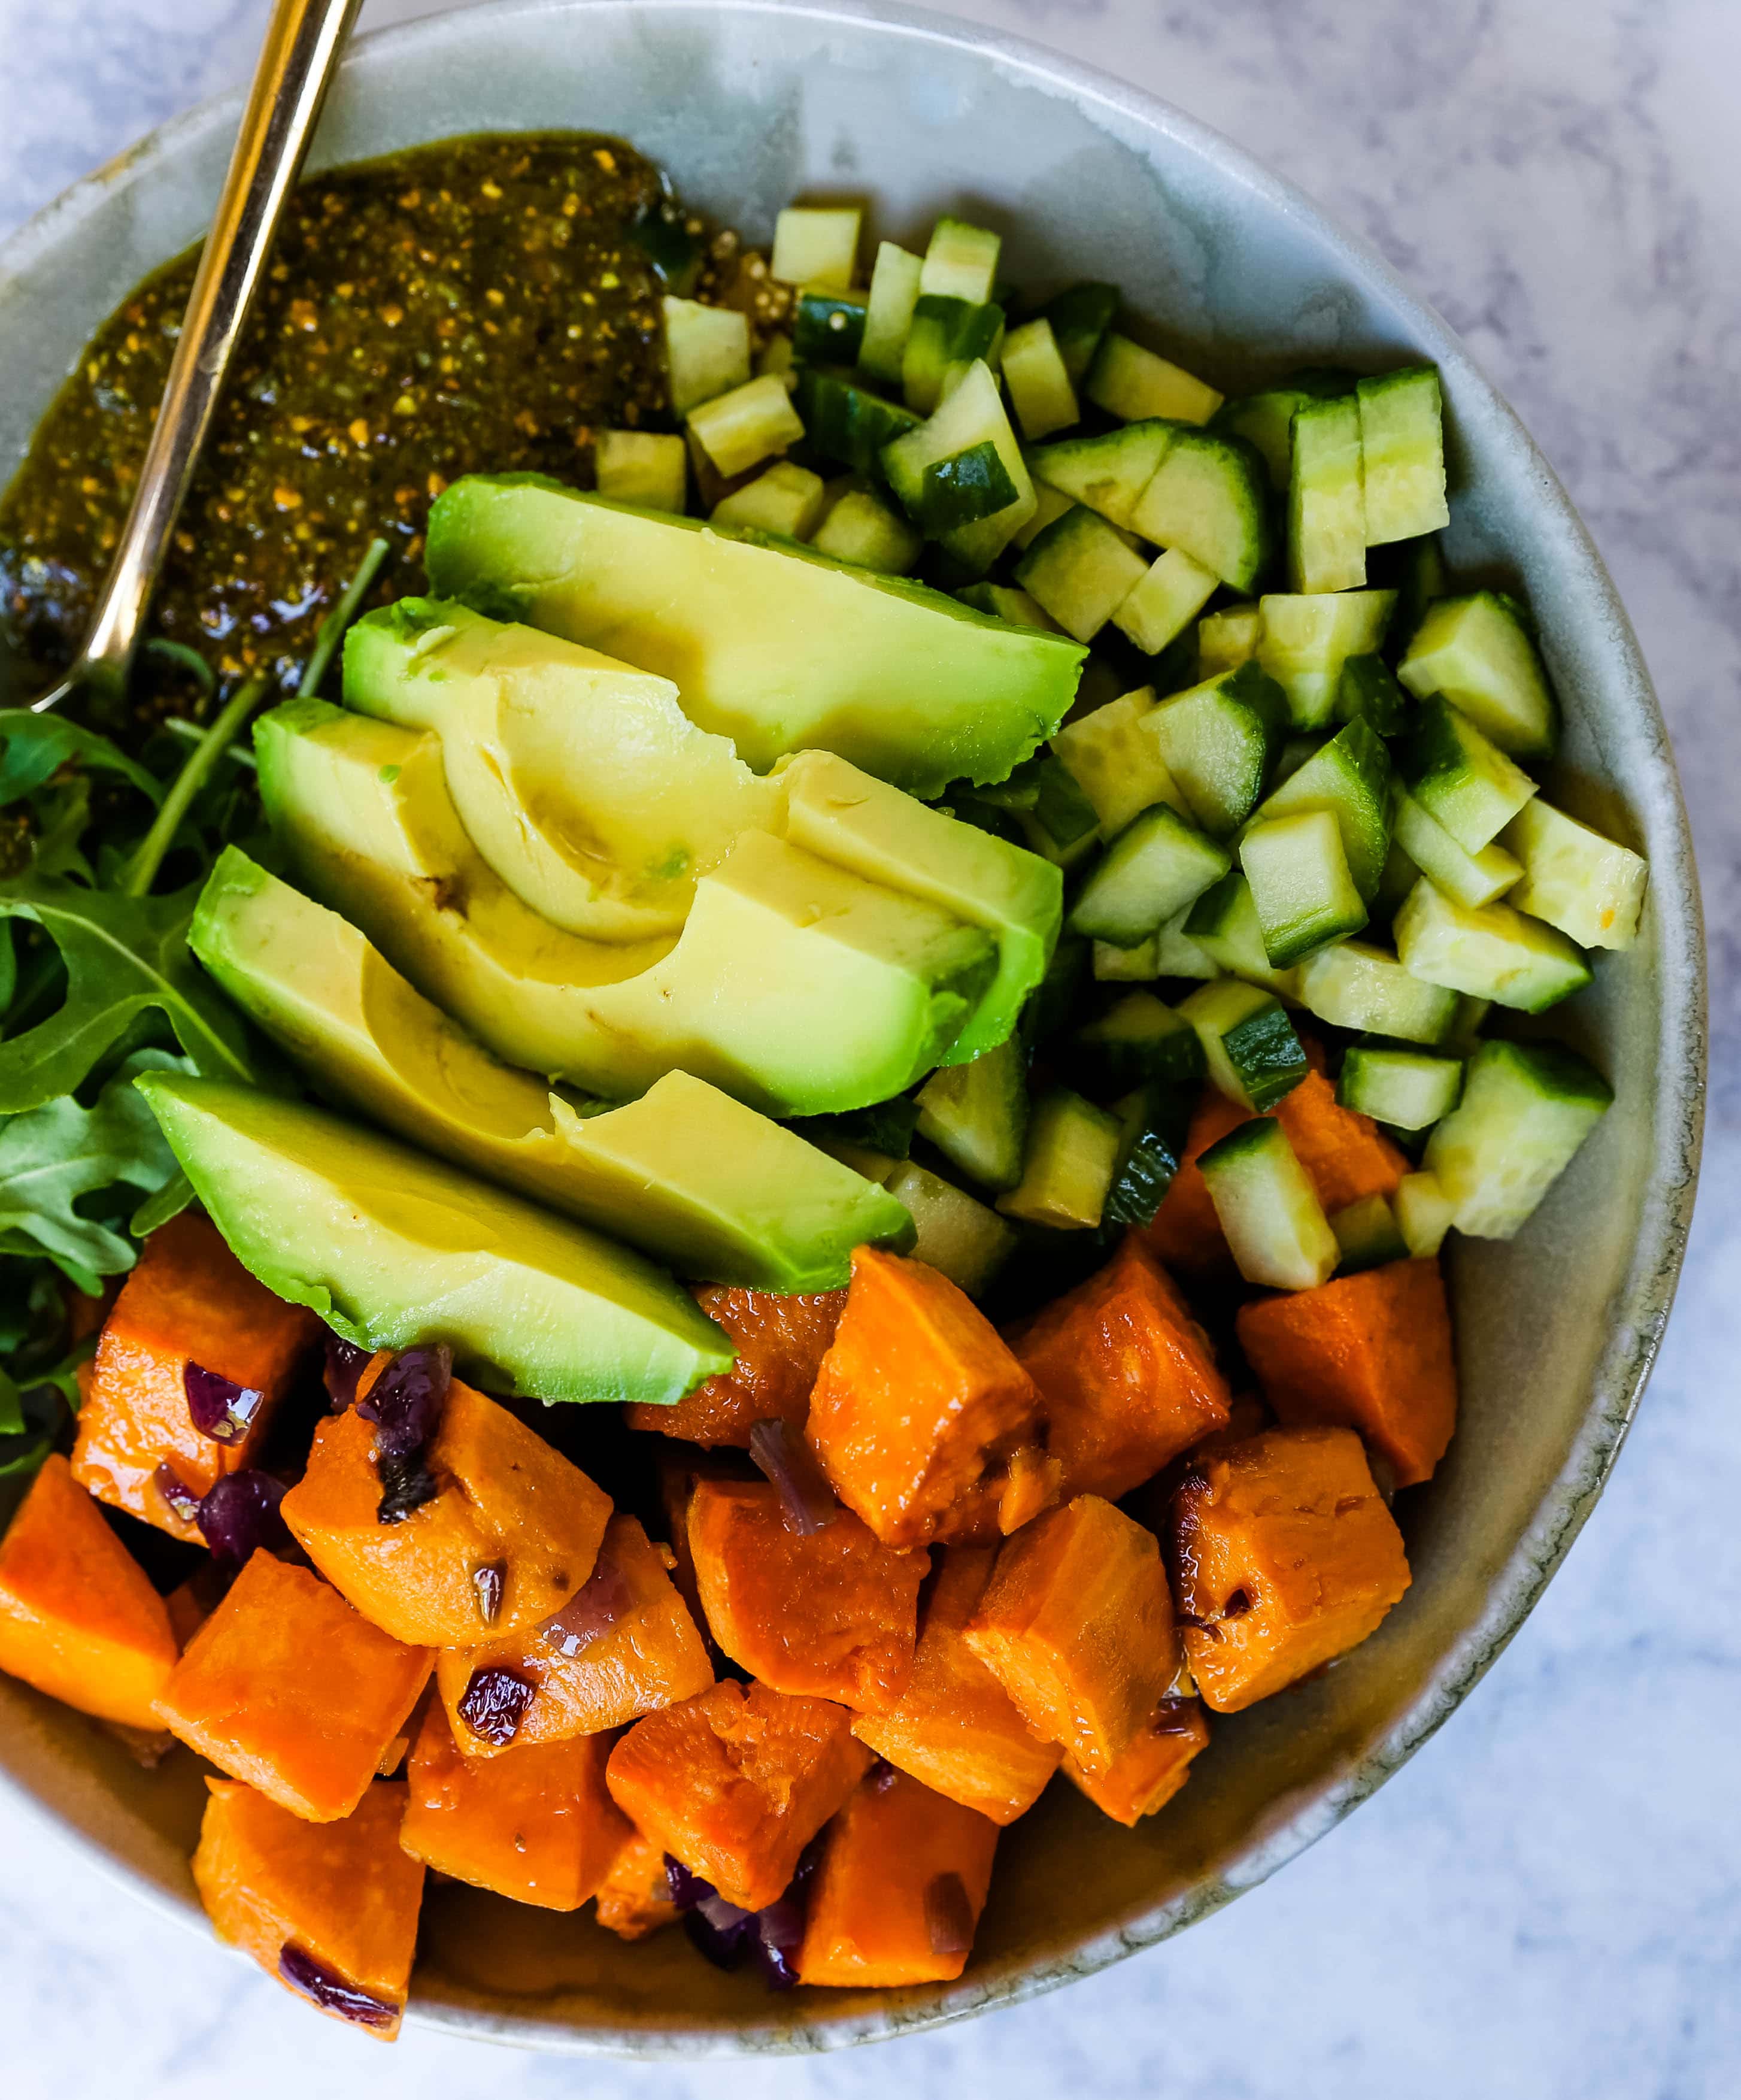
[1424,1039,1612,1239]
[1272,735,1323,789]
[1212,387,1314,490]
[1027,422,1175,532]
[1112,548,1220,656]
[956,582,1061,633]
[1144,662,1288,838]
[957,753,1097,853]
[882,361,1034,572]
[1151,908,1221,980]
[1002,317,1079,441]
[902,295,1006,414]
[662,296,751,416]
[1402,696,1537,853]
[1069,804,1232,947]
[1442,994,1491,1056]
[905,440,1019,537]
[1243,716,1393,899]
[1128,429,1272,592]
[594,430,687,513]
[1199,603,1261,675]
[1296,937,1458,1046]
[1357,366,1450,546]
[809,483,923,574]
[1288,395,1366,593]
[920,216,1002,305]
[793,285,869,365]
[796,369,922,478]
[1240,808,1368,966]
[1399,590,1558,757]
[1178,978,1308,1111]
[1394,879,1593,1012]
[1330,1192,1410,1272]
[859,241,924,385]
[1336,652,1410,735]
[1337,1046,1464,1129]
[1087,334,1224,425]
[771,207,861,289]
[1011,478,1075,551]
[687,373,805,478]
[1072,990,1206,1093]
[1393,1169,1454,1257]
[1104,1079,1195,1228]
[1015,507,1149,643]
[881,1158,1016,1295]
[1020,936,1088,1053]
[1199,1116,1339,1290]
[1388,532,1449,652]
[1184,872,1302,998]
[757,334,797,391]
[915,1034,1029,1192]
[1375,833,1422,920]
[1093,937,1157,983]
[709,459,828,540]
[996,1087,1122,1229]
[1257,590,1396,729]
[1044,282,1121,384]
[1501,799,1648,951]
[1391,783,1522,908]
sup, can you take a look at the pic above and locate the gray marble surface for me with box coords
[1,1,1736,2093]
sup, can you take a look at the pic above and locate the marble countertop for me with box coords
[1,1,1736,2094]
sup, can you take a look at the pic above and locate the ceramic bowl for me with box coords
[0,0,1706,2056]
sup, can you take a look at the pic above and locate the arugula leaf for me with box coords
[130,1167,193,1238]
[0,1337,95,1482]
[0,921,13,1011]
[0,708,162,808]
[0,1367,21,1438]
[0,866,255,1114]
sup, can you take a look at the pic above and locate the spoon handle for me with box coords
[69,0,362,710]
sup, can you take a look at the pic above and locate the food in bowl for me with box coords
[0,135,1645,2038]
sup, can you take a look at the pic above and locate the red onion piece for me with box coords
[747,1419,838,1536]
[183,1362,263,1446]
[457,1665,535,1747]
[1148,1697,1201,1738]
[472,1559,507,1628]
[322,1330,371,1412]
[357,1344,451,1525]
[924,1871,976,1957]
[196,1470,290,1569]
[278,1944,398,2029]
[153,1463,203,1527]
[539,1555,632,1657]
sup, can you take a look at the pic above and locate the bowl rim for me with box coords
[0,0,1707,2057]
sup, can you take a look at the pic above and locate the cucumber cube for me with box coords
[1394,1169,1455,1257]
[902,295,1006,415]
[757,334,797,389]
[1011,479,1075,551]
[1399,590,1558,756]
[1296,938,1460,1046]
[1199,1116,1339,1290]
[1016,507,1149,643]
[1288,395,1366,593]
[810,485,923,575]
[881,1158,1017,1295]
[1027,422,1175,531]
[593,430,687,513]
[1336,652,1410,736]
[709,460,827,540]
[1087,334,1224,425]
[1337,1046,1464,1130]
[920,217,1002,305]
[1002,317,1080,441]
[859,241,924,386]
[1212,387,1314,490]
[1395,879,1593,1013]
[884,360,1035,572]
[1357,366,1451,546]
[1239,808,1369,967]
[1112,548,1220,656]
[771,206,862,290]
[1243,716,1393,899]
[1105,1080,1196,1228]
[1145,663,1288,838]
[1257,590,1396,729]
[1044,281,1121,384]
[687,374,806,479]
[1093,937,1158,982]
[1128,430,1272,592]
[1051,687,1182,836]
[1153,910,1221,979]
[1071,991,1206,1093]
[915,441,1020,537]
[1391,784,1522,908]
[956,583,1061,634]
[796,369,922,478]
[793,286,869,365]
[1178,978,1308,1111]
[662,296,751,416]
[1424,1040,1612,1239]
[1500,799,1648,950]
[996,1087,1122,1229]
[1330,1192,1411,1272]
[1069,805,1232,947]
[1184,873,1302,999]
[1199,603,1261,674]
[915,1035,1029,1192]
[1402,696,1537,852]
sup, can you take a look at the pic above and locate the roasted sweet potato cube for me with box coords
[153,1551,432,1820]
[626,1286,846,1446]
[964,1495,1179,1779]
[192,1778,423,2038]
[0,1454,178,1729]
[400,1701,629,1910]
[71,1211,319,1541]
[606,1678,872,1911]
[806,1249,1042,1550]
[1141,1087,1246,1272]
[436,1513,712,1757]
[797,1765,999,1987]
[594,1828,680,1940]
[1273,1063,1409,1214]
[687,1479,927,1712]
[1172,1425,1411,1711]
[851,1546,1060,1825]
[1009,1236,1232,1501]
[281,1377,612,1646]
[1236,1258,1457,1487]
[1062,1696,1211,1825]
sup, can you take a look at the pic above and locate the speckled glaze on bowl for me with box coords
[0,0,1705,2056]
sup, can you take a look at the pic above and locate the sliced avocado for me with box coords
[190,847,915,1290]
[255,699,995,1116]
[343,599,782,941]
[423,475,1085,796]
[135,1073,734,1405]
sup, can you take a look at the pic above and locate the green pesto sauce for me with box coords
[0,131,726,722]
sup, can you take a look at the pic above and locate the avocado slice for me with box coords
[191,847,917,1291]
[343,598,783,941]
[255,699,996,1115]
[424,475,1085,797]
[135,1073,735,1406]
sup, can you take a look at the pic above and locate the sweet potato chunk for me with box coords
[1062,1696,1211,1825]
[0,1454,177,1729]
[1009,1237,1232,1500]
[606,1678,871,1911]
[1172,1425,1411,1711]
[1141,1087,1246,1272]
[806,1249,1042,1550]
[71,1211,319,1541]
[1236,1258,1457,1486]
[851,1547,1060,1825]
[281,1378,612,1646]
[154,1551,431,1820]
[797,1765,999,1987]
[192,1778,423,2039]
[1273,1065,1409,1214]
[964,1495,1178,1779]
[401,1701,629,1910]
[594,1828,680,1940]
[436,1513,712,1758]
[687,1479,927,1711]
[626,1286,846,1446]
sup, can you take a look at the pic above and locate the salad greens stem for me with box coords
[163,716,258,769]
[298,535,392,701]
[120,672,271,899]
